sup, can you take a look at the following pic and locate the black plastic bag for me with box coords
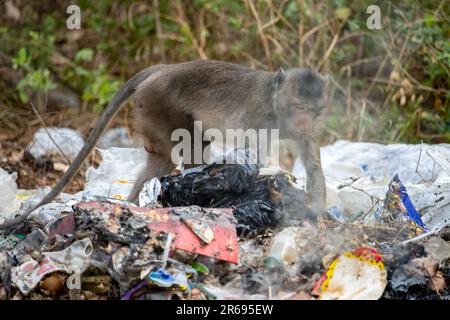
[160,152,315,235]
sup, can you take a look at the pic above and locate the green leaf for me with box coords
[191,262,209,274]
[75,48,94,62]
[28,30,39,41]
[424,13,435,28]
[13,48,28,67]
[228,17,241,29]
[19,91,29,103]
[334,7,351,21]
[180,23,191,41]
[82,91,94,101]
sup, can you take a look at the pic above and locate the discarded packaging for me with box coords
[26,127,85,161]
[47,214,76,241]
[312,247,387,300]
[11,238,93,294]
[384,175,428,232]
[0,168,18,223]
[175,208,215,244]
[0,233,25,250]
[2,140,449,300]
[83,147,147,199]
[265,227,299,270]
[10,229,48,264]
[139,177,162,207]
[148,268,189,290]
[97,127,136,149]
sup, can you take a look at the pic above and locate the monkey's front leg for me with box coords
[298,138,326,215]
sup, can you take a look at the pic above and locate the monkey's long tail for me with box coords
[0,68,155,230]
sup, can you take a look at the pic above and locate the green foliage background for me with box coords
[0,0,449,144]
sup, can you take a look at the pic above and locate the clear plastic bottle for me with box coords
[264,226,299,270]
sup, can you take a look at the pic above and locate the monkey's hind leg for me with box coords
[128,151,173,203]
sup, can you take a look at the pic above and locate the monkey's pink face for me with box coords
[282,106,321,138]
[292,110,314,135]
[274,69,328,138]
[279,91,328,138]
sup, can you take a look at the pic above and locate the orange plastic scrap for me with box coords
[73,201,239,264]
[312,247,387,300]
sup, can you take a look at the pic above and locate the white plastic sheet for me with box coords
[98,127,136,149]
[26,127,85,160]
[83,147,148,199]
[0,168,17,223]
[292,140,450,223]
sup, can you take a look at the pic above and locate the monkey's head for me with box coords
[272,68,329,138]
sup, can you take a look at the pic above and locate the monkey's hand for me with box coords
[297,138,326,217]
[305,162,327,217]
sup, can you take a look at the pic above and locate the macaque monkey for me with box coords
[0,60,328,230]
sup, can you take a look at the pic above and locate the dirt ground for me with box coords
[0,107,134,193]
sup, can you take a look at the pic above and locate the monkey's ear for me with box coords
[273,67,286,89]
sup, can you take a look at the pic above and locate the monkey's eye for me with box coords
[294,104,308,111]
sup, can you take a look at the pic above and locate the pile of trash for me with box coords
[0,130,449,300]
